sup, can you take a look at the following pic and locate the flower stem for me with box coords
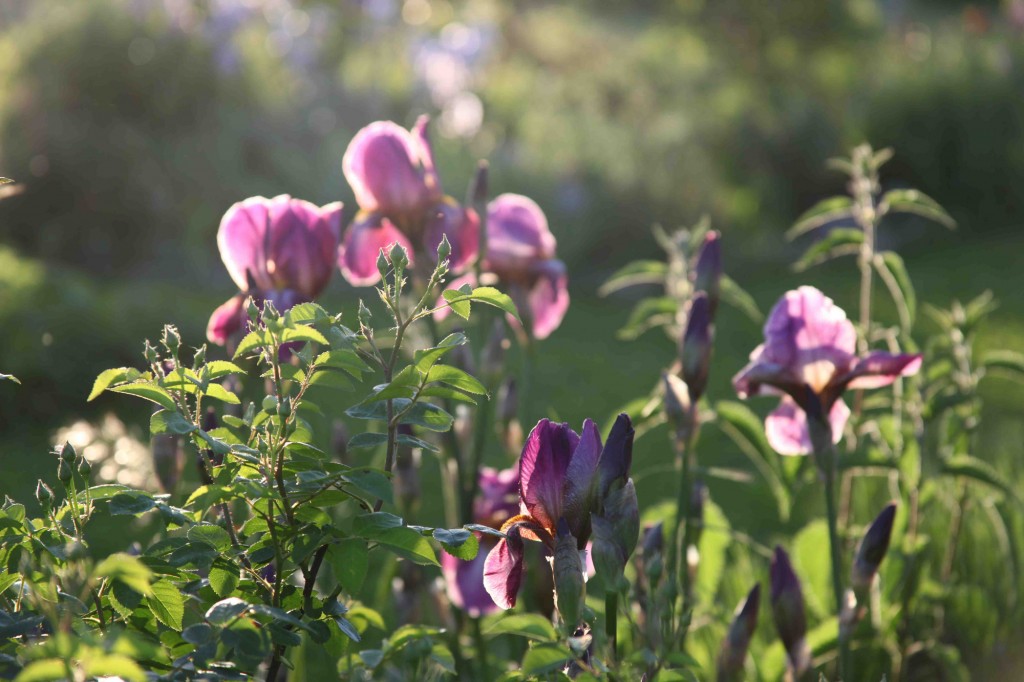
[821,445,851,680]
[605,590,618,663]
[667,407,699,645]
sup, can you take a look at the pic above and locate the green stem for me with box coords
[666,407,699,646]
[605,590,618,663]
[822,447,851,680]
[472,617,489,677]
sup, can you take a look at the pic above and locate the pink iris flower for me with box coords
[338,116,479,285]
[438,194,569,340]
[207,194,342,346]
[483,415,632,610]
[440,467,520,616]
[732,286,922,455]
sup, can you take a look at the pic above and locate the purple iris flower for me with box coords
[339,116,479,285]
[483,415,633,610]
[440,467,519,616]
[732,286,921,455]
[437,194,569,340]
[207,194,342,346]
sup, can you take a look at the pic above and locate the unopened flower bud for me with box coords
[247,296,261,323]
[162,325,182,358]
[680,293,713,404]
[436,234,451,264]
[57,458,73,485]
[78,458,91,479]
[59,441,76,463]
[770,546,810,677]
[590,480,639,588]
[852,502,897,593]
[277,397,291,418]
[388,242,409,272]
[358,300,372,330]
[553,518,585,631]
[662,373,693,434]
[376,249,390,281]
[143,339,159,364]
[192,344,207,370]
[643,522,664,559]
[35,480,53,507]
[692,231,721,316]
[716,583,760,682]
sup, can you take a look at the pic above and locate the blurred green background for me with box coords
[2,0,1024,674]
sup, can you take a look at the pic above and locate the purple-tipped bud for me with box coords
[716,583,760,682]
[591,480,640,587]
[553,518,585,631]
[852,502,897,593]
[598,413,634,500]
[471,161,490,207]
[692,231,721,316]
[770,546,810,676]
[643,522,664,558]
[681,293,714,404]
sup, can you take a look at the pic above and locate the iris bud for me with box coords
[680,293,713,404]
[770,546,810,677]
[59,441,76,463]
[35,480,53,507]
[716,583,760,682]
[852,503,897,593]
[692,230,721,316]
[553,518,585,631]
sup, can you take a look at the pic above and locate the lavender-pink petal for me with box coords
[486,193,557,279]
[206,294,247,346]
[842,352,922,390]
[519,419,580,531]
[338,212,415,286]
[527,259,569,340]
[342,120,433,215]
[483,526,526,610]
[442,536,501,616]
[422,199,480,273]
[765,395,850,456]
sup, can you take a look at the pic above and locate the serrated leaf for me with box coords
[147,579,184,631]
[327,539,369,594]
[443,286,520,321]
[793,228,863,272]
[883,189,956,229]
[787,196,855,239]
[442,290,471,319]
[204,361,244,379]
[209,561,240,597]
[314,349,369,376]
[204,382,240,404]
[342,469,394,505]
[94,553,153,596]
[284,302,329,325]
[399,401,454,432]
[109,382,178,410]
[413,333,467,372]
[187,524,233,552]
[108,493,156,516]
[433,529,479,560]
[282,325,329,345]
[13,659,69,682]
[206,597,251,625]
[598,260,668,296]
[353,512,404,536]
[150,410,196,436]
[376,527,439,566]
[89,367,144,401]
[425,364,486,395]
[82,654,147,682]
[233,330,271,358]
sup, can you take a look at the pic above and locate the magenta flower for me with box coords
[440,467,519,616]
[437,194,569,340]
[207,195,342,346]
[483,415,633,610]
[339,116,479,285]
[732,286,921,455]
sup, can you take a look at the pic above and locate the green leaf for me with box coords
[883,189,956,229]
[485,613,557,641]
[282,325,329,345]
[187,524,233,552]
[413,333,467,372]
[204,361,244,379]
[327,539,369,594]
[363,365,419,403]
[598,260,668,296]
[147,579,185,631]
[521,643,572,675]
[787,196,855,239]
[233,330,271,358]
[94,553,153,596]
[793,520,832,619]
[443,287,520,321]
[108,493,157,516]
[206,597,251,625]
[943,455,1022,505]
[793,228,863,272]
[875,250,917,329]
[150,410,196,436]
[399,401,454,432]
[376,527,440,566]
[353,512,404,536]
[203,382,241,404]
[618,296,676,340]
[720,275,763,323]
[13,659,69,682]
[108,581,142,619]
[314,349,369,376]
[982,350,1024,383]
[89,367,144,401]
[82,654,147,682]
[109,382,178,411]
[714,401,790,521]
[341,469,394,506]
[209,560,240,597]
[425,364,487,395]
[0,373,20,384]
[433,529,479,560]
[284,302,329,325]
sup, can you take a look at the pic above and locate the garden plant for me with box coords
[0,113,1020,682]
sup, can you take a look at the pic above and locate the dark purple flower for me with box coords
[483,416,633,610]
[441,467,519,616]
[733,286,922,455]
[339,116,479,285]
[207,195,341,346]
